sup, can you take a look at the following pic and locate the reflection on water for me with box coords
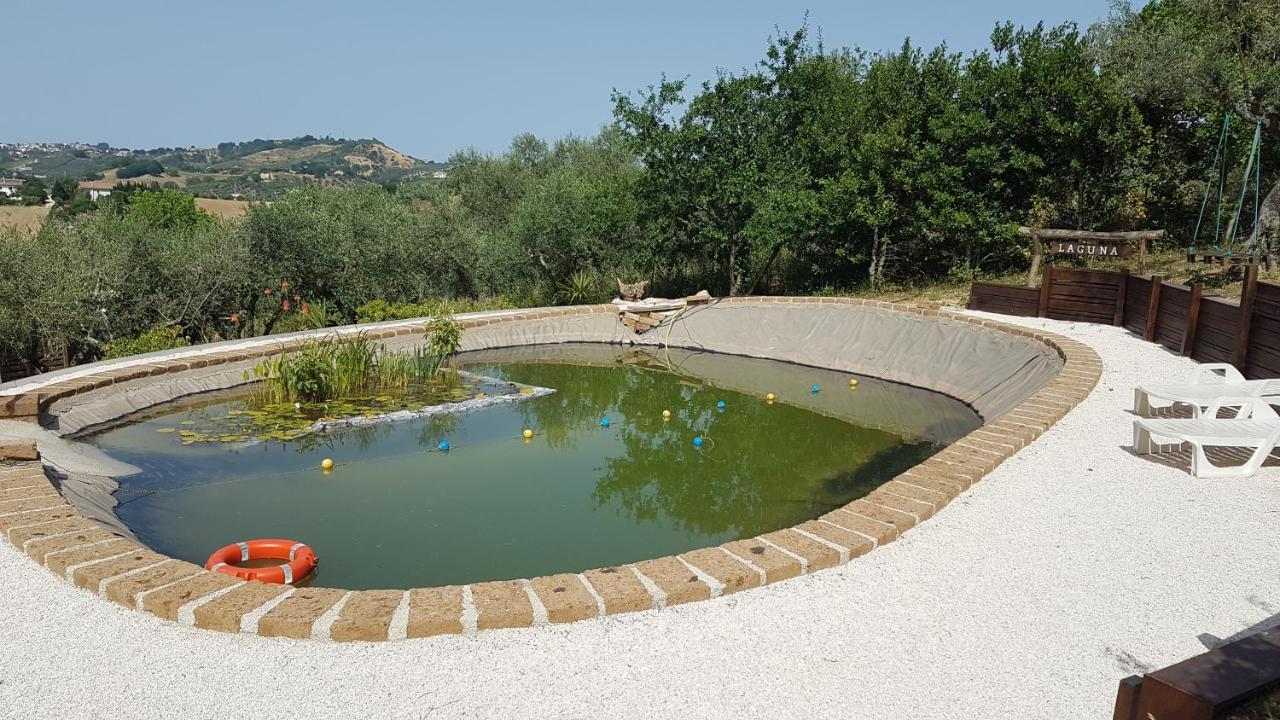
[91,345,979,590]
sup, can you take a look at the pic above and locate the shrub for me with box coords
[354,297,515,324]
[425,314,463,359]
[102,325,190,360]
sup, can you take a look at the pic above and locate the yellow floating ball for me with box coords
[766,393,776,402]
[662,410,672,420]
[849,378,859,388]
[522,429,534,439]
[321,458,334,471]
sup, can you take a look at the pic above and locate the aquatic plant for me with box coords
[247,317,463,404]
[425,315,463,360]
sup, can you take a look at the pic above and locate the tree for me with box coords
[242,186,477,325]
[1094,0,1280,255]
[116,158,164,179]
[126,189,211,230]
[17,178,46,206]
[49,177,96,219]
[505,130,647,291]
[50,177,79,205]
[613,28,820,295]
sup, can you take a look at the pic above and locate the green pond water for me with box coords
[90,344,980,590]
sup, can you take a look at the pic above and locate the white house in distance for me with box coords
[78,180,114,201]
[0,178,22,197]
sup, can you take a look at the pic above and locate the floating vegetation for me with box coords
[143,320,514,445]
[150,372,530,445]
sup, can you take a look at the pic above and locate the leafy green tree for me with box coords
[50,177,79,205]
[17,178,46,206]
[242,186,477,326]
[127,189,211,230]
[116,158,164,178]
[613,32,818,295]
[505,130,647,290]
[1094,0,1280,253]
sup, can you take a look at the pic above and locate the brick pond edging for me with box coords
[0,299,1100,641]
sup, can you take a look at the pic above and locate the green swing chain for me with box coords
[1225,120,1264,253]
[1191,113,1231,252]
[1190,113,1264,257]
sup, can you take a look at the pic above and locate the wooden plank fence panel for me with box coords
[1045,267,1127,324]
[966,282,1041,317]
[1191,297,1239,365]
[1155,284,1192,353]
[967,265,1280,379]
[1123,275,1153,336]
[1246,282,1280,378]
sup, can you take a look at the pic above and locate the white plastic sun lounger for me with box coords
[1134,397,1280,478]
[1133,363,1280,417]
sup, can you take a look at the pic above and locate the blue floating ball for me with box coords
[811,383,821,393]
[693,436,704,448]
[716,400,726,410]
[600,417,611,427]
[438,440,450,452]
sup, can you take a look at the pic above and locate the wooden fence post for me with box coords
[1038,265,1053,317]
[1113,269,1129,326]
[1145,276,1163,341]
[1235,264,1259,369]
[1113,676,1143,720]
[1181,284,1203,356]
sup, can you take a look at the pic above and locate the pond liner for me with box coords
[434,301,1062,421]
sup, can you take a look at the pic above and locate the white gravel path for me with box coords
[3,313,1279,720]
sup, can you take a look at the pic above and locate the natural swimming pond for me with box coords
[89,344,980,590]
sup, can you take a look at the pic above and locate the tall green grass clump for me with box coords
[248,315,464,404]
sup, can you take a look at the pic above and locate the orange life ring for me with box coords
[205,538,317,584]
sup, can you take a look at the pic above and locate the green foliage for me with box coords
[556,269,609,304]
[0,209,250,367]
[243,186,478,324]
[116,158,164,178]
[614,22,1150,289]
[102,325,191,360]
[17,178,46,206]
[248,331,463,404]
[424,313,463,359]
[49,177,78,205]
[1094,0,1280,255]
[48,178,96,219]
[354,297,515,323]
[126,189,211,230]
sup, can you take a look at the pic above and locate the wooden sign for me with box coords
[1051,241,1132,258]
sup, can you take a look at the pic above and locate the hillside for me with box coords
[0,136,446,200]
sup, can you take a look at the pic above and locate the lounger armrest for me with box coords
[1192,363,1246,384]
[1205,396,1280,420]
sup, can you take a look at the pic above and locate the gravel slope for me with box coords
[2,313,1278,720]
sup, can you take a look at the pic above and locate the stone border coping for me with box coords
[0,298,1099,641]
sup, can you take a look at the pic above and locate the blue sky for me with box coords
[10,1,1116,161]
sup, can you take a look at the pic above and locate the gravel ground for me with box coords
[2,313,1279,720]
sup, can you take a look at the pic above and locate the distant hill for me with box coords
[0,136,446,200]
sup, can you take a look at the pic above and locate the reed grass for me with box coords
[248,326,460,404]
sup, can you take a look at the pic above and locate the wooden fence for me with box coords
[0,341,69,384]
[968,264,1280,377]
